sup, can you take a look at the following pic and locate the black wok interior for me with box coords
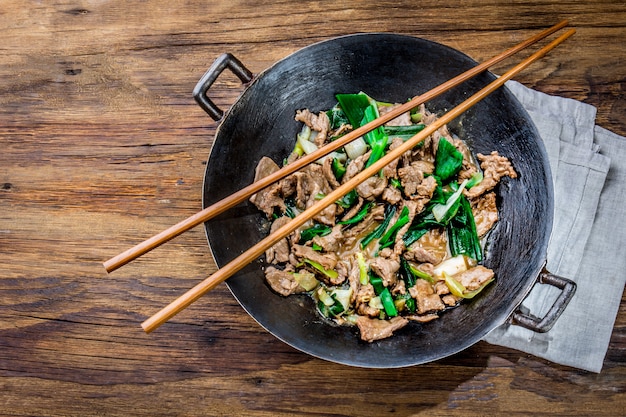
[202,33,553,367]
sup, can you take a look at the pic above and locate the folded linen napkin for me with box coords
[483,81,626,373]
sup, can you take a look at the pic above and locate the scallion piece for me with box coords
[434,137,463,183]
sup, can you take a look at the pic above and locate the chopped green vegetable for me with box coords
[369,273,384,295]
[361,105,388,168]
[332,157,346,181]
[299,223,332,244]
[402,210,443,247]
[356,252,369,285]
[447,195,483,261]
[434,137,464,183]
[465,171,483,189]
[443,272,493,299]
[378,205,410,249]
[361,204,396,248]
[292,271,319,291]
[335,93,371,128]
[383,124,426,141]
[338,202,372,225]
[432,178,469,223]
[379,288,398,317]
[401,258,435,285]
[336,189,358,209]
[305,259,339,280]
[326,103,350,130]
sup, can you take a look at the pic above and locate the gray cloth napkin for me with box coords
[483,81,626,373]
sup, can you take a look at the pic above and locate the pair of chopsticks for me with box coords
[104,21,574,333]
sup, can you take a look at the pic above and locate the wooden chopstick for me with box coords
[103,20,569,274]
[141,27,576,333]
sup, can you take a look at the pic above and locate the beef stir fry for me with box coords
[250,92,517,342]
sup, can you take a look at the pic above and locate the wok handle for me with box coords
[192,53,253,121]
[511,270,576,333]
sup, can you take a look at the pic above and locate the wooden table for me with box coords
[1,1,624,415]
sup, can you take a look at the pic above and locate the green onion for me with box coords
[378,205,410,249]
[383,124,426,141]
[305,259,339,280]
[369,273,384,295]
[299,223,332,244]
[447,195,482,262]
[379,288,398,317]
[443,272,493,299]
[338,202,372,225]
[432,178,469,223]
[361,204,396,248]
[332,157,347,181]
[336,189,358,209]
[434,137,464,183]
[356,252,369,285]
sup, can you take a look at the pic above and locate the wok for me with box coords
[198,33,576,368]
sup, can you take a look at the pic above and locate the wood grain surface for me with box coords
[1,1,624,416]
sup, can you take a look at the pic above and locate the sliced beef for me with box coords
[264,266,306,296]
[265,216,291,264]
[250,157,286,217]
[409,279,446,315]
[406,313,439,323]
[356,316,409,343]
[311,224,344,253]
[379,104,412,126]
[295,109,330,146]
[322,156,341,189]
[356,175,388,199]
[472,191,498,237]
[398,162,424,196]
[382,186,402,205]
[292,244,338,272]
[465,151,517,198]
[343,151,370,182]
[370,252,400,288]
[456,265,494,291]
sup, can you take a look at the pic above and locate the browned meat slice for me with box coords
[404,247,441,265]
[343,151,370,182]
[264,266,306,296]
[382,186,402,205]
[356,316,409,342]
[295,109,330,146]
[409,279,445,314]
[379,104,412,126]
[265,216,291,264]
[311,224,344,253]
[356,175,388,199]
[406,313,439,323]
[249,157,286,217]
[294,163,337,225]
[292,244,338,272]
[398,162,424,196]
[355,284,379,318]
[370,254,400,288]
[465,151,518,198]
[404,228,447,265]
[455,265,494,291]
[322,156,341,189]
[410,175,438,210]
[472,191,498,237]
[381,137,403,179]
[442,294,461,306]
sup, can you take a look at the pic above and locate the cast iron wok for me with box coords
[199,33,574,368]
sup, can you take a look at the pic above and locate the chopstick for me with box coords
[141,27,576,333]
[103,20,569,274]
